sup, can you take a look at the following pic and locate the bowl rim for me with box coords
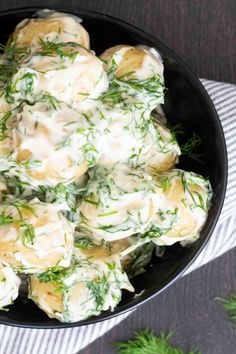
[0,5,228,329]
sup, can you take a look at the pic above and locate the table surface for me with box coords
[0,1,235,353]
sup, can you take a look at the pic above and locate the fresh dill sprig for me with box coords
[169,123,185,138]
[168,124,204,164]
[0,43,30,58]
[115,330,201,354]
[127,242,154,278]
[87,275,110,310]
[0,43,30,85]
[216,295,236,325]
[181,132,204,163]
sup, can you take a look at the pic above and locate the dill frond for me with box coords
[115,329,201,354]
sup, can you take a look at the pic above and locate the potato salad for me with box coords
[0,10,212,322]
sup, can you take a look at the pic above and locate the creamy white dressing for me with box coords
[9,101,95,186]
[0,198,75,273]
[150,169,211,245]
[79,164,155,241]
[9,47,108,110]
[29,247,133,323]
[0,261,21,308]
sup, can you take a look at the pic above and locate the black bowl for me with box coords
[0,6,227,328]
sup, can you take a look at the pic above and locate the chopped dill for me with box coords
[37,266,67,283]
[37,39,79,62]
[87,274,109,310]
[0,211,14,226]
[98,74,165,110]
[157,174,171,192]
[74,237,96,250]
[0,111,11,134]
[21,223,36,246]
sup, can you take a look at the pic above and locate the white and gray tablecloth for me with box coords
[0,79,236,354]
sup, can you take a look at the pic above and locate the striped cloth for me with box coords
[0,79,235,354]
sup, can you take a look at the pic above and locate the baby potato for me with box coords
[7,45,108,109]
[139,120,181,173]
[100,45,163,80]
[9,12,89,49]
[0,261,21,309]
[94,107,180,172]
[78,164,155,241]
[0,198,75,273]
[150,169,212,245]
[10,101,96,186]
[29,245,133,322]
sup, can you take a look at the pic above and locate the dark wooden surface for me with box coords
[0,1,235,353]
[0,0,235,83]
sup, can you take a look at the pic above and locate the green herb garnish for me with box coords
[181,133,204,163]
[87,274,110,310]
[115,329,201,354]
[37,39,79,62]
[21,223,36,246]
[216,295,236,325]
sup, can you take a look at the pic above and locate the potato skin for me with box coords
[9,14,90,49]
[100,45,163,80]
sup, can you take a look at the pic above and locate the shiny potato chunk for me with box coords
[29,245,133,322]
[10,101,95,186]
[150,169,212,245]
[9,13,89,49]
[100,45,163,80]
[0,199,75,273]
[78,165,155,241]
[7,45,108,109]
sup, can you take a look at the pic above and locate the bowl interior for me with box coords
[0,7,227,328]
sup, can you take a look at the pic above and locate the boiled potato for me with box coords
[138,120,180,173]
[100,45,163,80]
[10,101,96,186]
[9,12,89,49]
[0,261,21,309]
[29,244,133,322]
[78,164,155,241]
[7,44,108,109]
[149,169,212,245]
[93,106,179,172]
[0,198,75,273]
